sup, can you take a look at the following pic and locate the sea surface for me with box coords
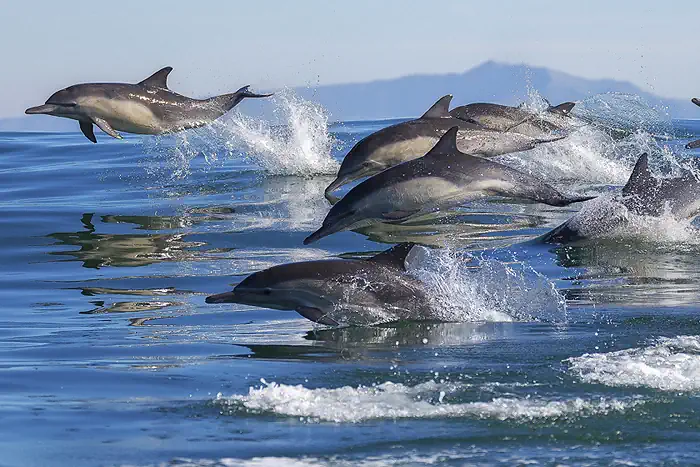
[2,92,700,466]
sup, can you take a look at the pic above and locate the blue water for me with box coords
[2,93,700,466]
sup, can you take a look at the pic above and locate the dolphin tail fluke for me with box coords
[687,139,700,150]
[544,194,596,207]
[235,85,274,100]
[691,98,699,107]
[547,102,576,116]
[534,134,568,145]
[210,86,273,112]
[561,195,597,206]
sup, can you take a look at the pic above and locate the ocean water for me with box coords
[2,92,700,466]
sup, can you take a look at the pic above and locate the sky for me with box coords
[1,0,697,118]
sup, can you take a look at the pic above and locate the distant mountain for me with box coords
[2,61,696,132]
[287,61,696,122]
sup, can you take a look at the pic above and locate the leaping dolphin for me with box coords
[541,153,700,243]
[25,67,272,143]
[324,95,565,195]
[449,101,575,138]
[306,127,594,244]
[687,98,700,149]
[205,243,432,326]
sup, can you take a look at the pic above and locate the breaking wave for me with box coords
[215,379,642,423]
[568,335,700,392]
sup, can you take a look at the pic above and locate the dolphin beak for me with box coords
[687,139,700,150]
[303,226,330,245]
[25,104,58,115]
[325,175,348,195]
[205,291,236,304]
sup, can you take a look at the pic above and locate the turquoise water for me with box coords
[2,93,700,466]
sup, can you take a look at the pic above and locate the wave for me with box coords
[567,335,700,391]
[215,379,642,423]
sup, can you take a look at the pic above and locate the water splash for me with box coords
[568,335,700,391]
[573,92,673,136]
[407,246,567,323]
[215,379,642,423]
[557,194,700,244]
[497,91,685,186]
[142,89,339,179]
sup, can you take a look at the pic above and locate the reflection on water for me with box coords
[355,210,550,248]
[47,213,225,268]
[233,322,514,362]
[554,242,700,306]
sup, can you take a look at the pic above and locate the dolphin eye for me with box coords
[263,288,272,296]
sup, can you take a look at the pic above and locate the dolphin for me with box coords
[25,67,272,143]
[687,98,700,149]
[541,153,700,243]
[324,95,565,195]
[205,243,432,326]
[306,127,594,244]
[449,101,575,138]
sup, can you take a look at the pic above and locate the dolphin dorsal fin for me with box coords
[421,95,453,119]
[138,67,173,88]
[425,126,460,156]
[623,153,655,195]
[368,243,416,270]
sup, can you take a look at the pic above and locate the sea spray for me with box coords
[141,89,339,179]
[407,246,567,324]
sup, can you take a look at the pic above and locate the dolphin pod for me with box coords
[324,95,565,195]
[25,67,272,142]
[305,127,594,245]
[27,70,694,326]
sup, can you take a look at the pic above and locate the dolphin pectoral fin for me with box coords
[93,118,122,140]
[296,306,339,326]
[79,121,97,143]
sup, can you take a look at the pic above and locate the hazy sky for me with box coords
[1,0,697,118]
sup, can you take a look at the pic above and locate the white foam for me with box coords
[407,246,567,323]
[222,90,339,176]
[560,194,700,244]
[568,335,700,391]
[142,89,339,179]
[497,91,685,187]
[216,379,641,423]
